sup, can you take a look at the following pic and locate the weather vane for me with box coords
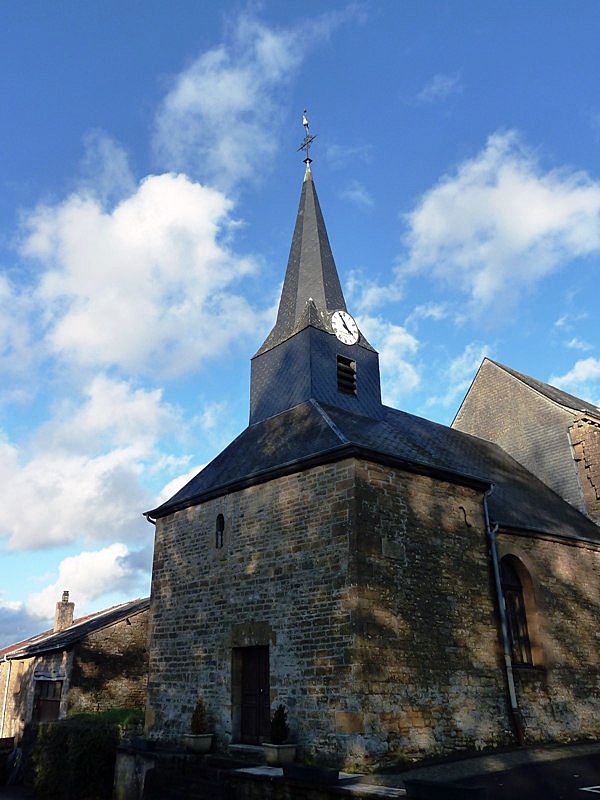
[297,109,316,166]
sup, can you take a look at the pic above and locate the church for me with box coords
[143,134,600,769]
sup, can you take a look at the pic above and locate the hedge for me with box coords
[31,717,121,800]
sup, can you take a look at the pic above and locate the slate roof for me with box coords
[488,359,600,418]
[256,168,374,355]
[0,597,150,660]
[147,400,600,544]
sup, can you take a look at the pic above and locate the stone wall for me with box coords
[0,651,72,741]
[146,460,356,752]
[68,610,149,713]
[346,462,511,764]
[0,657,32,739]
[570,418,600,525]
[497,531,600,742]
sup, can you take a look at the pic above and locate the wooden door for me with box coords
[240,646,270,744]
[33,680,63,722]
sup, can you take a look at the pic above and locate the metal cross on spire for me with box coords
[297,109,316,166]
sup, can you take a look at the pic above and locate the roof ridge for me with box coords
[310,399,350,444]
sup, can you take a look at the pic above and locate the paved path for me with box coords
[459,751,600,799]
[371,742,600,798]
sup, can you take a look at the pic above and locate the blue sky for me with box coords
[1,1,600,646]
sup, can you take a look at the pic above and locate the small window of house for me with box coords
[216,513,225,549]
[337,355,357,395]
[501,556,533,666]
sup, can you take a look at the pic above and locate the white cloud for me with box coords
[0,375,178,550]
[0,274,37,382]
[418,72,463,103]
[79,129,136,204]
[326,143,372,169]
[359,315,420,406]
[554,311,588,331]
[429,342,490,408]
[401,131,600,313]
[551,357,600,405]
[198,401,228,433]
[0,541,151,646]
[153,10,357,189]
[566,337,593,352]
[26,543,147,620]
[21,172,259,378]
[155,463,206,507]
[346,271,403,313]
[0,599,49,647]
[405,302,449,328]
[340,180,374,209]
[36,374,174,454]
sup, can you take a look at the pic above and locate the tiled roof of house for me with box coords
[0,597,150,660]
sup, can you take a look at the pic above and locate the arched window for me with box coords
[501,556,533,666]
[215,513,225,549]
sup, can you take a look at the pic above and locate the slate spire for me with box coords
[249,116,381,425]
[255,167,347,355]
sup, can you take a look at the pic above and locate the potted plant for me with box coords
[263,704,296,765]
[182,697,213,754]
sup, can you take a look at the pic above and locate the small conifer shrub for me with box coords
[191,698,209,734]
[269,704,289,745]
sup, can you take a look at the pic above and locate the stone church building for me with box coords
[144,156,600,768]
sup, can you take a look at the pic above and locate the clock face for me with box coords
[331,310,359,345]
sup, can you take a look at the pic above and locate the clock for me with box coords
[331,310,359,345]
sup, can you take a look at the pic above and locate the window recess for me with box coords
[337,355,357,395]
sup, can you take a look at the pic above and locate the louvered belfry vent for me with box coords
[337,354,357,395]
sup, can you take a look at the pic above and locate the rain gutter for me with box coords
[483,485,525,746]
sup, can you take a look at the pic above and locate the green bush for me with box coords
[269,704,289,745]
[32,718,120,800]
[190,697,209,734]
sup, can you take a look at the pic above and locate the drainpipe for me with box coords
[483,486,525,746]
[1,656,12,738]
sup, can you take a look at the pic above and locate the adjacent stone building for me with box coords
[453,357,600,526]
[144,157,600,769]
[0,593,149,741]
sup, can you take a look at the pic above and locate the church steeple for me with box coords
[255,169,347,356]
[249,116,382,426]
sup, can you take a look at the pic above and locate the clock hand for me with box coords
[341,317,352,334]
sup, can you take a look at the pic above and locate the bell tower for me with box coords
[249,116,383,425]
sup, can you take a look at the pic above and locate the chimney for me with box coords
[54,590,75,632]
